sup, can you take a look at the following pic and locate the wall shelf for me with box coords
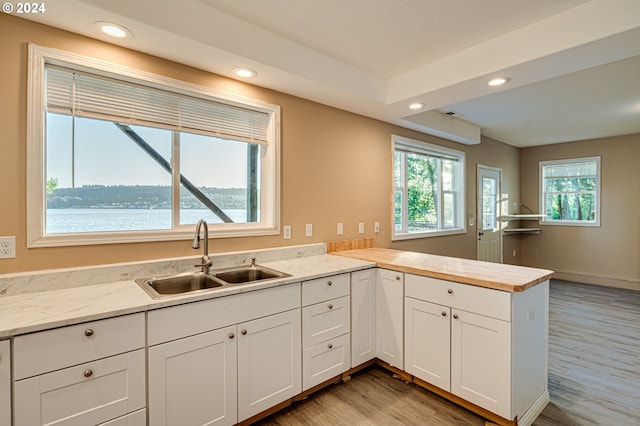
[500,214,545,235]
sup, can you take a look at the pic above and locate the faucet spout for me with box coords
[193,219,212,273]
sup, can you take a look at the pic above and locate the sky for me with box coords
[46,113,250,189]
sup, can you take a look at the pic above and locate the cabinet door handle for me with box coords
[327,281,333,286]
[328,343,333,349]
[328,304,333,309]
[241,329,247,335]
[453,313,459,319]
[84,329,94,337]
[228,332,235,339]
[447,289,453,294]
[395,275,401,281]
[83,369,93,378]
[441,311,447,317]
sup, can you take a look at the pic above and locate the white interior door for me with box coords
[477,166,502,263]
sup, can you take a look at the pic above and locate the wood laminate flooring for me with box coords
[255,280,640,426]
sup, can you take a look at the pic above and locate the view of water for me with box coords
[46,208,250,233]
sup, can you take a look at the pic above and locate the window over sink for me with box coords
[27,44,281,247]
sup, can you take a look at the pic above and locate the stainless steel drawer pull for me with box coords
[84,329,94,337]
[83,369,93,378]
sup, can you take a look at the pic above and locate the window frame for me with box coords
[539,156,601,227]
[27,44,281,247]
[392,135,466,241]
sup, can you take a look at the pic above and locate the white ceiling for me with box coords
[18,0,640,147]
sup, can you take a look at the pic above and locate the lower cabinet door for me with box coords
[0,340,10,426]
[303,333,350,391]
[350,269,376,368]
[376,269,404,369]
[148,326,238,426]
[451,309,512,419]
[405,297,451,391]
[237,309,301,422]
[14,349,145,426]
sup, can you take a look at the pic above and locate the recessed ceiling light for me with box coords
[233,68,257,78]
[488,77,510,87]
[95,22,132,38]
[409,103,424,110]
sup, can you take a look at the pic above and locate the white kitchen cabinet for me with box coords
[13,313,146,426]
[148,326,238,426]
[0,340,10,426]
[405,274,549,424]
[147,284,302,425]
[238,309,301,421]
[404,298,450,390]
[350,269,376,368]
[376,269,404,369]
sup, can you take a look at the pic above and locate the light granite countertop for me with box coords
[0,247,375,338]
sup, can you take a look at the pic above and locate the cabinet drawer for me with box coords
[14,349,146,426]
[302,273,349,306]
[302,333,350,391]
[302,296,350,348]
[99,409,146,426]
[405,274,511,321]
[14,313,145,380]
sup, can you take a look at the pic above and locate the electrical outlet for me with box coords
[305,224,313,237]
[374,222,380,233]
[337,223,343,235]
[513,249,517,257]
[0,236,16,259]
[358,222,365,234]
[283,225,291,240]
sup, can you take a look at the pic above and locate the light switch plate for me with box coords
[283,225,291,240]
[305,224,313,237]
[337,223,343,235]
[358,223,364,234]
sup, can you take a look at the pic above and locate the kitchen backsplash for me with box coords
[0,243,327,297]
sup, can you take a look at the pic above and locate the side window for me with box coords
[28,45,280,247]
[539,157,601,226]
[392,135,466,240]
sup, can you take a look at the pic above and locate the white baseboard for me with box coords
[553,270,639,291]
[518,391,550,426]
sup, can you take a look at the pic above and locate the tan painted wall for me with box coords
[0,14,520,274]
[519,134,640,289]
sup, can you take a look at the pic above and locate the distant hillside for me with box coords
[47,185,247,209]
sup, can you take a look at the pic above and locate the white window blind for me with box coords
[45,65,270,143]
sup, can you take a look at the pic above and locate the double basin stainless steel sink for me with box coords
[136,265,291,299]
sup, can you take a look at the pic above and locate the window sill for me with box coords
[27,225,280,248]
[392,227,466,241]
[540,221,600,227]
